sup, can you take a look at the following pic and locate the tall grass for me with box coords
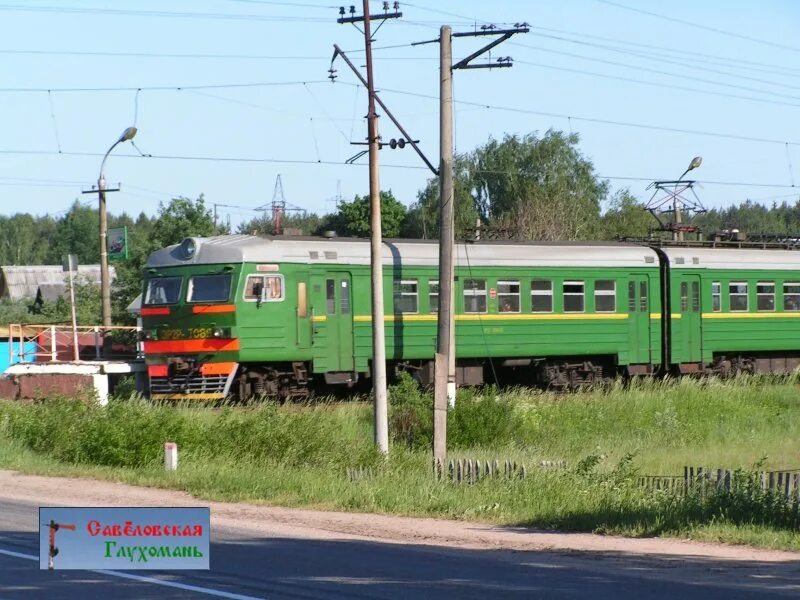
[2,375,800,549]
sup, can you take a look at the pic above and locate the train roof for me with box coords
[662,247,800,270]
[146,235,660,269]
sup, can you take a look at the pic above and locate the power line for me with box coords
[0,48,439,61]
[527,26,800,78]
[511,42,800,102]
[376,85,800,147]
[595,0,800,54]
[0,4,334,22]
[0,79,339,93]
[517,35,800,93]
[513,59,800,109]
[0,147,794,188]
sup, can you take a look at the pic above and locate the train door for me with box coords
[678,274,702,363]
[627,276,651,364]
[311,273,354,372]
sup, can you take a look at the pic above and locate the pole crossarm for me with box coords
[332,44,438,175]
[452,29,527,70]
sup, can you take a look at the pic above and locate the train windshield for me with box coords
[144,277,182,305]
[188,274,232,303]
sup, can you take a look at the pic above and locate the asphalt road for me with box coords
[1,496,799,599]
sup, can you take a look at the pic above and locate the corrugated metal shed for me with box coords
[0,265,116,301]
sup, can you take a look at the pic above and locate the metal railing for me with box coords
[7,323,142,364]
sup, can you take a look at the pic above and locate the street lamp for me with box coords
[98,126,137,354]
[678,155,702,182]
[674,155,702,241]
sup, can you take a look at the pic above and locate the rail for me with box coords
[7,323,142,364]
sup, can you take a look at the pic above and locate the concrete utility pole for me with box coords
[431,23,529,470]
[434,25,454,469]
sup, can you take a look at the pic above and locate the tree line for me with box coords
[2,129,798,325]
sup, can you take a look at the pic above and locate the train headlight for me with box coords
[212,327,231,338]
[179,238,197,260]
[139,329,157,341]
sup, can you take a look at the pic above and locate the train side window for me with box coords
[691,281,700,312]
[563,281,584,313]
[729,282,748,311]
[393,280,418,314]
[326,279,336,315]
[463,279,487,313]
[628,282,636,312]
[531,279,552,312]
[757,282,775,311]
[244,274,284,302]
[712,282,721,312]
[639,281,647,312]
[784,282,800,311]
[595,280,616,312]
[497,280,520,313]
[429,281,439,313]
[680,282,688,311]
[340,280,351,314]
[297,282,308,318]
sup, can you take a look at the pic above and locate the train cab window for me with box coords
[428,281,439,313]
[244,275,284,302]
[784,283,800,311]
[729,282,748,311]
[497,280,520,313]
[531,279,553,312]
[757,282,775,311]
[594,280,616,312]
[712,282,721,312]
[187,274,232,303]
[563,281,584,313]
[144,277,181,305]
[463,279,487,313]
[393,280,418,314]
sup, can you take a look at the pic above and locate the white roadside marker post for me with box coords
[164,442,178,471]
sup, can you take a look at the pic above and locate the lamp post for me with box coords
[98,126,137,352]
[674,156,702,241]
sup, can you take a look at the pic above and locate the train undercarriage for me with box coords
[150,350,800,401]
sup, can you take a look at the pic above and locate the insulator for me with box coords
[383,1,389,10]
[339,6,345,15]
[397,138,406,149]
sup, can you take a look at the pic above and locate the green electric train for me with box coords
[139,235,800,399]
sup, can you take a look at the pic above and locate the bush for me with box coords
[449,387,524,448]
[388,375,524,449]
[388,373,432,449]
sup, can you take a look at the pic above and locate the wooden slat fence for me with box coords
[640,466,800,503]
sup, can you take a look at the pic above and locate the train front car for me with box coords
[141,236,244,400]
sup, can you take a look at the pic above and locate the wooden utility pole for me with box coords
[434,25,454,469]
[361,0,389,455]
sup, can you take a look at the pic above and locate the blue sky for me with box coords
[2,0,800,229]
